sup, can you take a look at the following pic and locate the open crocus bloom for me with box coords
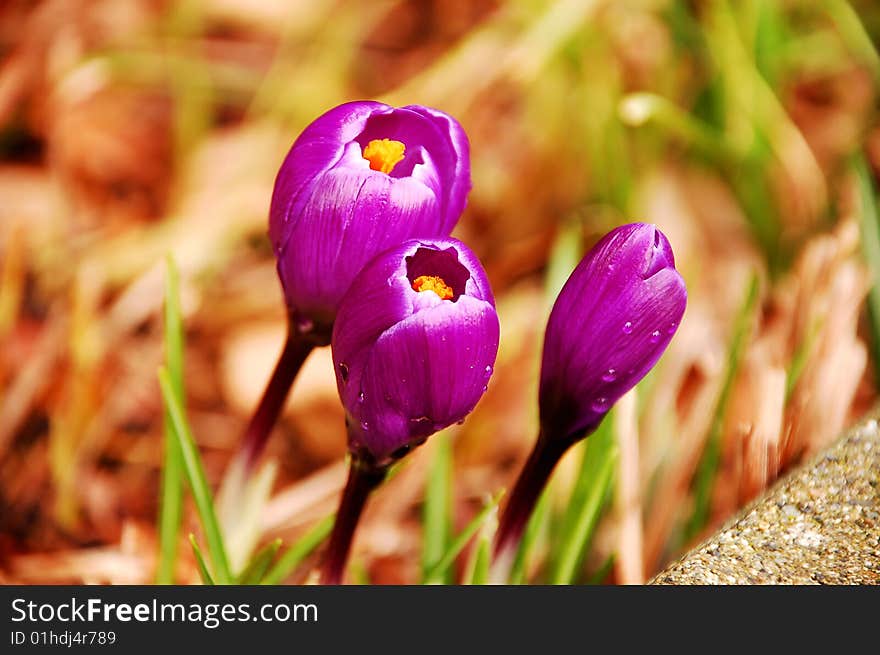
[539,222,688,443]
[270,101,471,335]
[331,237,499,467]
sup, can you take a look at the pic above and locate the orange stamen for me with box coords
[412,275,454,300]
[363,139,406,174]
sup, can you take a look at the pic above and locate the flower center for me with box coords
[362,138,406,174]
[411,275,454,300]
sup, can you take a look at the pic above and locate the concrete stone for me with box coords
[650,416,880,585]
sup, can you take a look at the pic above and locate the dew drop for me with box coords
[456,418,466,426]
[602,368,617,382]
[485,365,493,374]
[481,385,488,393]
[622,321,633,334]
[338,362,350,382]
[591,397,608,413]
[358,392,365,403]
[360,421,369,431]
[667,321,678,334]
[650,330,661,343]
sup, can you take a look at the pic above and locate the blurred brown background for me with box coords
[1,0,880,584]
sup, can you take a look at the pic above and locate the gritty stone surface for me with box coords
[650,417,880,585]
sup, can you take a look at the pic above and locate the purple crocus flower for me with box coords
[231,101,471,477]
[321,237,499,583]
[270,100,471,332]
[539,222,687,441]
[493,223,687,569]
[333,237,499,465]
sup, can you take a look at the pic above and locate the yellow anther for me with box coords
[362,138,406,174]
[412,275,454,300]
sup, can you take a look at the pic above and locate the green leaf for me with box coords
[237,538,282,585]
[156,256,185,584]
[508,486,551,585]
[158,367,233,584]
[545,219,584,303]
[550,415,618,585]
[189,534,215,585]
[855,153,880,378]
[465,534,492,586]
[584,553,615,585]
[423,491,504,585]
[685,274,759,540]
[824,0,880,85]
[261,514,334,585]
[421,433,453,583]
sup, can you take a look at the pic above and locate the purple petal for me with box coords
[539,223,687,441]
[401,105,471,230]
[276,167,441,321]
[331,237,498,464]
[347,297,499,461]
[269,101,389,253]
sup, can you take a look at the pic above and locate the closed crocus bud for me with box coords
[539,222,687,441]
[321,237,499,583]
[493,223,686,570]
[270,101,471,334]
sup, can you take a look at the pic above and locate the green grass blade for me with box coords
[423,491,504,584]
[237,538,282,585]
[156,257,185,584]
[550,416,618,585]
[189,534,215,585]
[545,219,584,302]
[465,534,492,586]
[349,559,371,585]
[421,433,453,583]
[158,367,233,584]
[619,92,734,163]
[508,487,551,585]
[685,274,759,540]
[261,514,335,585]
[824,0,880,85]
[855,154,880,377]
[584,553,615,585]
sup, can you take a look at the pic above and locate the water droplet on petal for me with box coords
[295,316,314,334]
[358,392,365,403]
[591,397,608,413]
[456,418,466,426]
[622,321,633,334]
[667,321,678,334]
[338,362,350,382]
[360,421,369,431]
[602,368,617,382]
[485,365,493,374]
[481,385,488,393]
[650,330,661,343]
